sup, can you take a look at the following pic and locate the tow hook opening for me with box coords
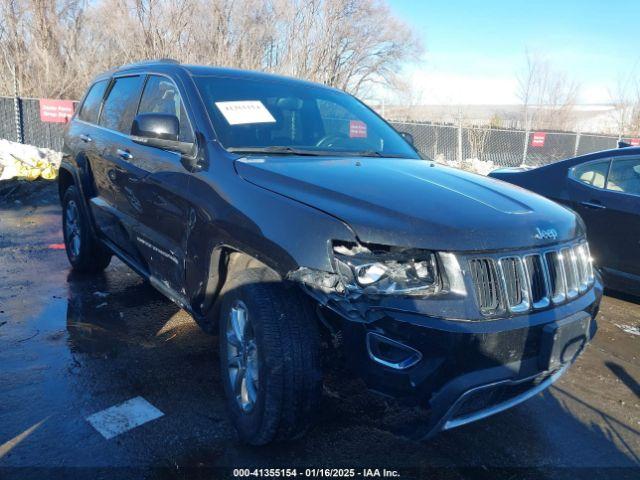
[366,332,422,370]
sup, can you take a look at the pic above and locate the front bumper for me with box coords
[338,278,602,437]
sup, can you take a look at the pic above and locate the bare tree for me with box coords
[0,0,89,98]
[608,68,640,138]
[0,0,422,99]
[517,50,580,131]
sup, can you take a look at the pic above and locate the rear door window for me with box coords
[78,80,108,124]
[99,76,144,134]
[137,75,194,143]
[570,159,611,189]
[606,157,640,195]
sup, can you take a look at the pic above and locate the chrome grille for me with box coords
[470,240,594,316]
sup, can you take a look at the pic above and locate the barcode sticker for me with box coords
[215,101,276,125]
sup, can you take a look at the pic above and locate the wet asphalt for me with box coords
[0,179,639,480]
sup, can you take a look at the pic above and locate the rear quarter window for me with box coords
[78,80,108,124]
[606,157,640,195]
[570,159,611,189]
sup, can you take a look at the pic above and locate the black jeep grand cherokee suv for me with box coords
[59,60,602,445]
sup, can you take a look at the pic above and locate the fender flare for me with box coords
[58,159,100,238]
[190,243,290,334]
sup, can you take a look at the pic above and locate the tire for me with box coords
[62,185,112,272]
[219,268,322,445]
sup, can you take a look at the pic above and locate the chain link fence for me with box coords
[0,96,77,151]
[390,121,632,167]
[0,95,633,167]
[0,96,18,144]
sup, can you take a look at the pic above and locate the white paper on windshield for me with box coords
[215,100,276,125]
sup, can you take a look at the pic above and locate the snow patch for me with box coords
[614,323,640,337]
[0,139,62,181]
[440,157,512,176]
[433,154,531,176]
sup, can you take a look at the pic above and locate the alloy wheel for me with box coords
[65,200,81,259]
[226,300,259,412]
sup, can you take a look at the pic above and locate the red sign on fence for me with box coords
[39,99,75,123]
[531,132,546,148]
[629,138,640,146]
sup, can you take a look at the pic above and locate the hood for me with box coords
[235,156,583,252]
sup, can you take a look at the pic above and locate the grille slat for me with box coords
[470,240,593,316]
[469,258,501,315]
[573,243,591,292]
[501,258,521,305]
[524,254,549,308]
[561,247,579,299]
[498,257,529,312]
[545,251,566,304]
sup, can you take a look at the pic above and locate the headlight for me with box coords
[290,242,472,320]
[333,243,442,295]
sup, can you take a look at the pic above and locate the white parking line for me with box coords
[86,396,164,439]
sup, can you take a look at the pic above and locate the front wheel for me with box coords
[219,268,321,445]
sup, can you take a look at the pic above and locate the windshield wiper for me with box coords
[355,150,383,157]
[349,150,407,158]
[227,146,410,159]
[227,146,326,156]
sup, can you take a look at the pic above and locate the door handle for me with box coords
[117,149,133,161]
[580,200,606,210]
[80,134,92,143]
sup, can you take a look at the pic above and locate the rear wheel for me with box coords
[219,268,321,445]
[62,185,111,272]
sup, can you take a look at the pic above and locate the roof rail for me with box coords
[618,141,632,148]
[119,58,180,69]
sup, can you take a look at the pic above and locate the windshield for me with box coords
[194,75,420,158]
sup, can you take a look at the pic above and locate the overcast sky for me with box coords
[388,0,640,105]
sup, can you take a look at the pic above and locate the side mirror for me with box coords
[131,113,194,155]
[132,113,179,141]
[399,131,414,146]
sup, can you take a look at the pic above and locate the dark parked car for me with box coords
[58,60,601,445]
[490,147,640,297]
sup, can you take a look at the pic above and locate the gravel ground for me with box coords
[0,179,638,480]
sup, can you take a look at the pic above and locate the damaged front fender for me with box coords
[286,266,386,322]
